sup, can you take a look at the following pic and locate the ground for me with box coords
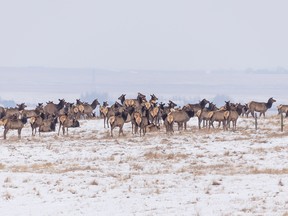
[0,116,288,215]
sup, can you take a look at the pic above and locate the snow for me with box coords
[1,116,288,215]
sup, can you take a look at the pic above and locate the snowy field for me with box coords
[1,115,288,215]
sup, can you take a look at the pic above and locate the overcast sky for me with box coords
[1,0,288,70]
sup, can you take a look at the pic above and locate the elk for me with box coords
[30,113,57,136]
[5,103,27,118]
[100,101,110,128]
[162,112,174,134]
[58,114,80,135]
[224,103,245,131]
[3,114,28,139]
[0,106,5,119]
[208,110,227,130]
[109,110,129,137]
[277,104,288,117]
[169,106,194,130]
[118,92,146,108]
[196,102,218,129]
[247,97,276,118]
[77,99,100,118]
[184,99,209,113]
[22,103,44,118]
[44,99,66,117]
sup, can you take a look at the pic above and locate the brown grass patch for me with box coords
[144,151,188,161]
[0,163,5,170]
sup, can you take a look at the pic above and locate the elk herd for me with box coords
[0,93,281,139]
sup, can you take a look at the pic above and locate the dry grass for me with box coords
[144,151,188,161]
[0,163,5,170]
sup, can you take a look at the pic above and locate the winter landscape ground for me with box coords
[1,115,288,215]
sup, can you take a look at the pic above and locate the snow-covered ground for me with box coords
[1,116,288,215]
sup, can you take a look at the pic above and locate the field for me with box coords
[1,116,288,215]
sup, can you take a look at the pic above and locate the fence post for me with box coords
[255,113,258,131]
[281,113,284,132]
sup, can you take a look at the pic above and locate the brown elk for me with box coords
[184,99,209,113]
[100,101,110,128]
[58,114,80,135]
[109,110,129,137]
[196,102,217,129]
[162,112,174,134]
[30,113,57,136]
[277,104,288,117]
[118,93,146,108]
[44,99,66,117]
[2,114,28,139]
[5,103,27,118]
[247,97,276,118]
[169,106,194,130]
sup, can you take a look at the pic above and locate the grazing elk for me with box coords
[247,97,276,118]
[109,110,129,137]
[3,114,28,139]
[58,114,80,135]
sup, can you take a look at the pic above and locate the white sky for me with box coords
[0,0,288,70]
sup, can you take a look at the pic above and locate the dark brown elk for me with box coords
[118,93,146,108]
[247,97,276,118]
[109,110,129,137]
[3,114,28,139]
[44,99,66,117]
[5,103,27,118]
[0,106,5,119]
[277,104,288,117]
[58,114,80,135]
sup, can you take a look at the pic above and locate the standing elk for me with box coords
[44,99,66,117]
[2,114,28,139]
[109,110,129,137]
[247,97,276,118]
[58,114,80,135]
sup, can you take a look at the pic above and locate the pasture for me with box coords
[1,116,288,215]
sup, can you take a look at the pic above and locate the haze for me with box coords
[0,1,288,106]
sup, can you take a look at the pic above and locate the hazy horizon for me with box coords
[0,67,287,109]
